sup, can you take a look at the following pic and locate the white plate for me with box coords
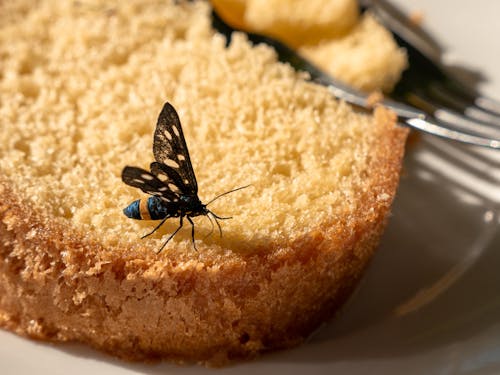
[1,1,499,374]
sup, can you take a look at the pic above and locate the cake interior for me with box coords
[0,0,398,255]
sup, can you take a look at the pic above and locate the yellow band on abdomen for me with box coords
[139,199,152,220]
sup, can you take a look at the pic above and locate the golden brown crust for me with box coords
[0,106,407,366]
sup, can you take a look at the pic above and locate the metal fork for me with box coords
[210,4,500,149]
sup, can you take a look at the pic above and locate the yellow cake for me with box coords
[211,0,408,92]
[0,0,408,366]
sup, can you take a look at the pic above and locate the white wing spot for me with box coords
[158,186,168,191]
[132,178,144,184]
[168,183,180,192]
[163,130,172,140]
[172,126,180,137]
[141,173,154,180]
[177,154,186,161]
[164,159,180,168]
[183,179,189,185]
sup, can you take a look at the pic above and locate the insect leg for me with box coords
[157,216,184,254]
[186,216,198,251]
[210,213,224,238]
[141,216,169,239]
[203,215,215,240]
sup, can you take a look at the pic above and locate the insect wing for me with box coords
[122,166,179,202]
[150,161,190,195]
[153,102,198,195]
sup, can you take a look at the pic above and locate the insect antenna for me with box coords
[205,184,251,206]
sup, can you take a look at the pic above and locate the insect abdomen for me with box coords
[123,197,167,220]
[123,199,141,219]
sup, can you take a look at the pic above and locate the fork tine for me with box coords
[394,74,500,137]
[434,109,500,140]
[392,40,500,124]
[440,79,500,117]
[400,89,500,138]
[403,80,500,130]
[404,63,500,123]
[426,83,500,127]
[406,118,500,149]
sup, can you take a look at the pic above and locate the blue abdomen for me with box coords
[123,196,168,220]
[123,199,141,219]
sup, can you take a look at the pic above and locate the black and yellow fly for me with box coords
[122,102,247,252]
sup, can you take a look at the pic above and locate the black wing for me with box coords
[150,161,191,195]
[153,102,198,195]
[122,166,179,203]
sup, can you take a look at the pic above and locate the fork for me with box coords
[210,3,500,149]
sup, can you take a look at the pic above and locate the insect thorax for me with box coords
[178,195,206,217]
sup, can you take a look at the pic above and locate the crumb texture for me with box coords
[0,0,408,365]
[1,0,401,253]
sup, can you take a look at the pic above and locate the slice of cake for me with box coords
[0,0,408,366]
